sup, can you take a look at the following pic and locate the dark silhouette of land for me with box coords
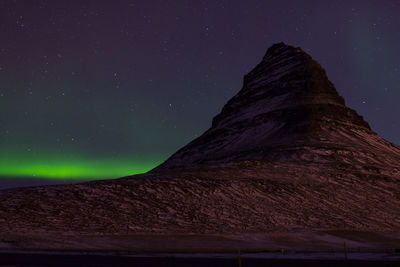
[0,252,399,267]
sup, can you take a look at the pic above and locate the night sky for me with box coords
[1,1,400,188]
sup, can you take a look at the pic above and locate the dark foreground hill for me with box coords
[1,43,400,252]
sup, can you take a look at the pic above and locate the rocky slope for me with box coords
[1,43,400,251]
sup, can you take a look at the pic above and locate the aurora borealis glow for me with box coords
[0,150,163,179]
[1,1,400,188]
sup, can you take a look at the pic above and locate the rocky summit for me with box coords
[154,42,398,170]
[1,43,400,252]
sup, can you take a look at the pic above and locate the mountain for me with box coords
[1,43,400,252]
[154,42,399,170]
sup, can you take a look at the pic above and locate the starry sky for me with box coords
[1,0,400,188]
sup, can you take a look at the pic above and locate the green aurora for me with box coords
[0,150,164,180]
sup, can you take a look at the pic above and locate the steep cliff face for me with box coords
[1,43,400,251]
[154,42,399,170]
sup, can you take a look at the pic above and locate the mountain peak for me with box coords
[263,42,297,57]
[153,43,393,171]
[243,42,345,108]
